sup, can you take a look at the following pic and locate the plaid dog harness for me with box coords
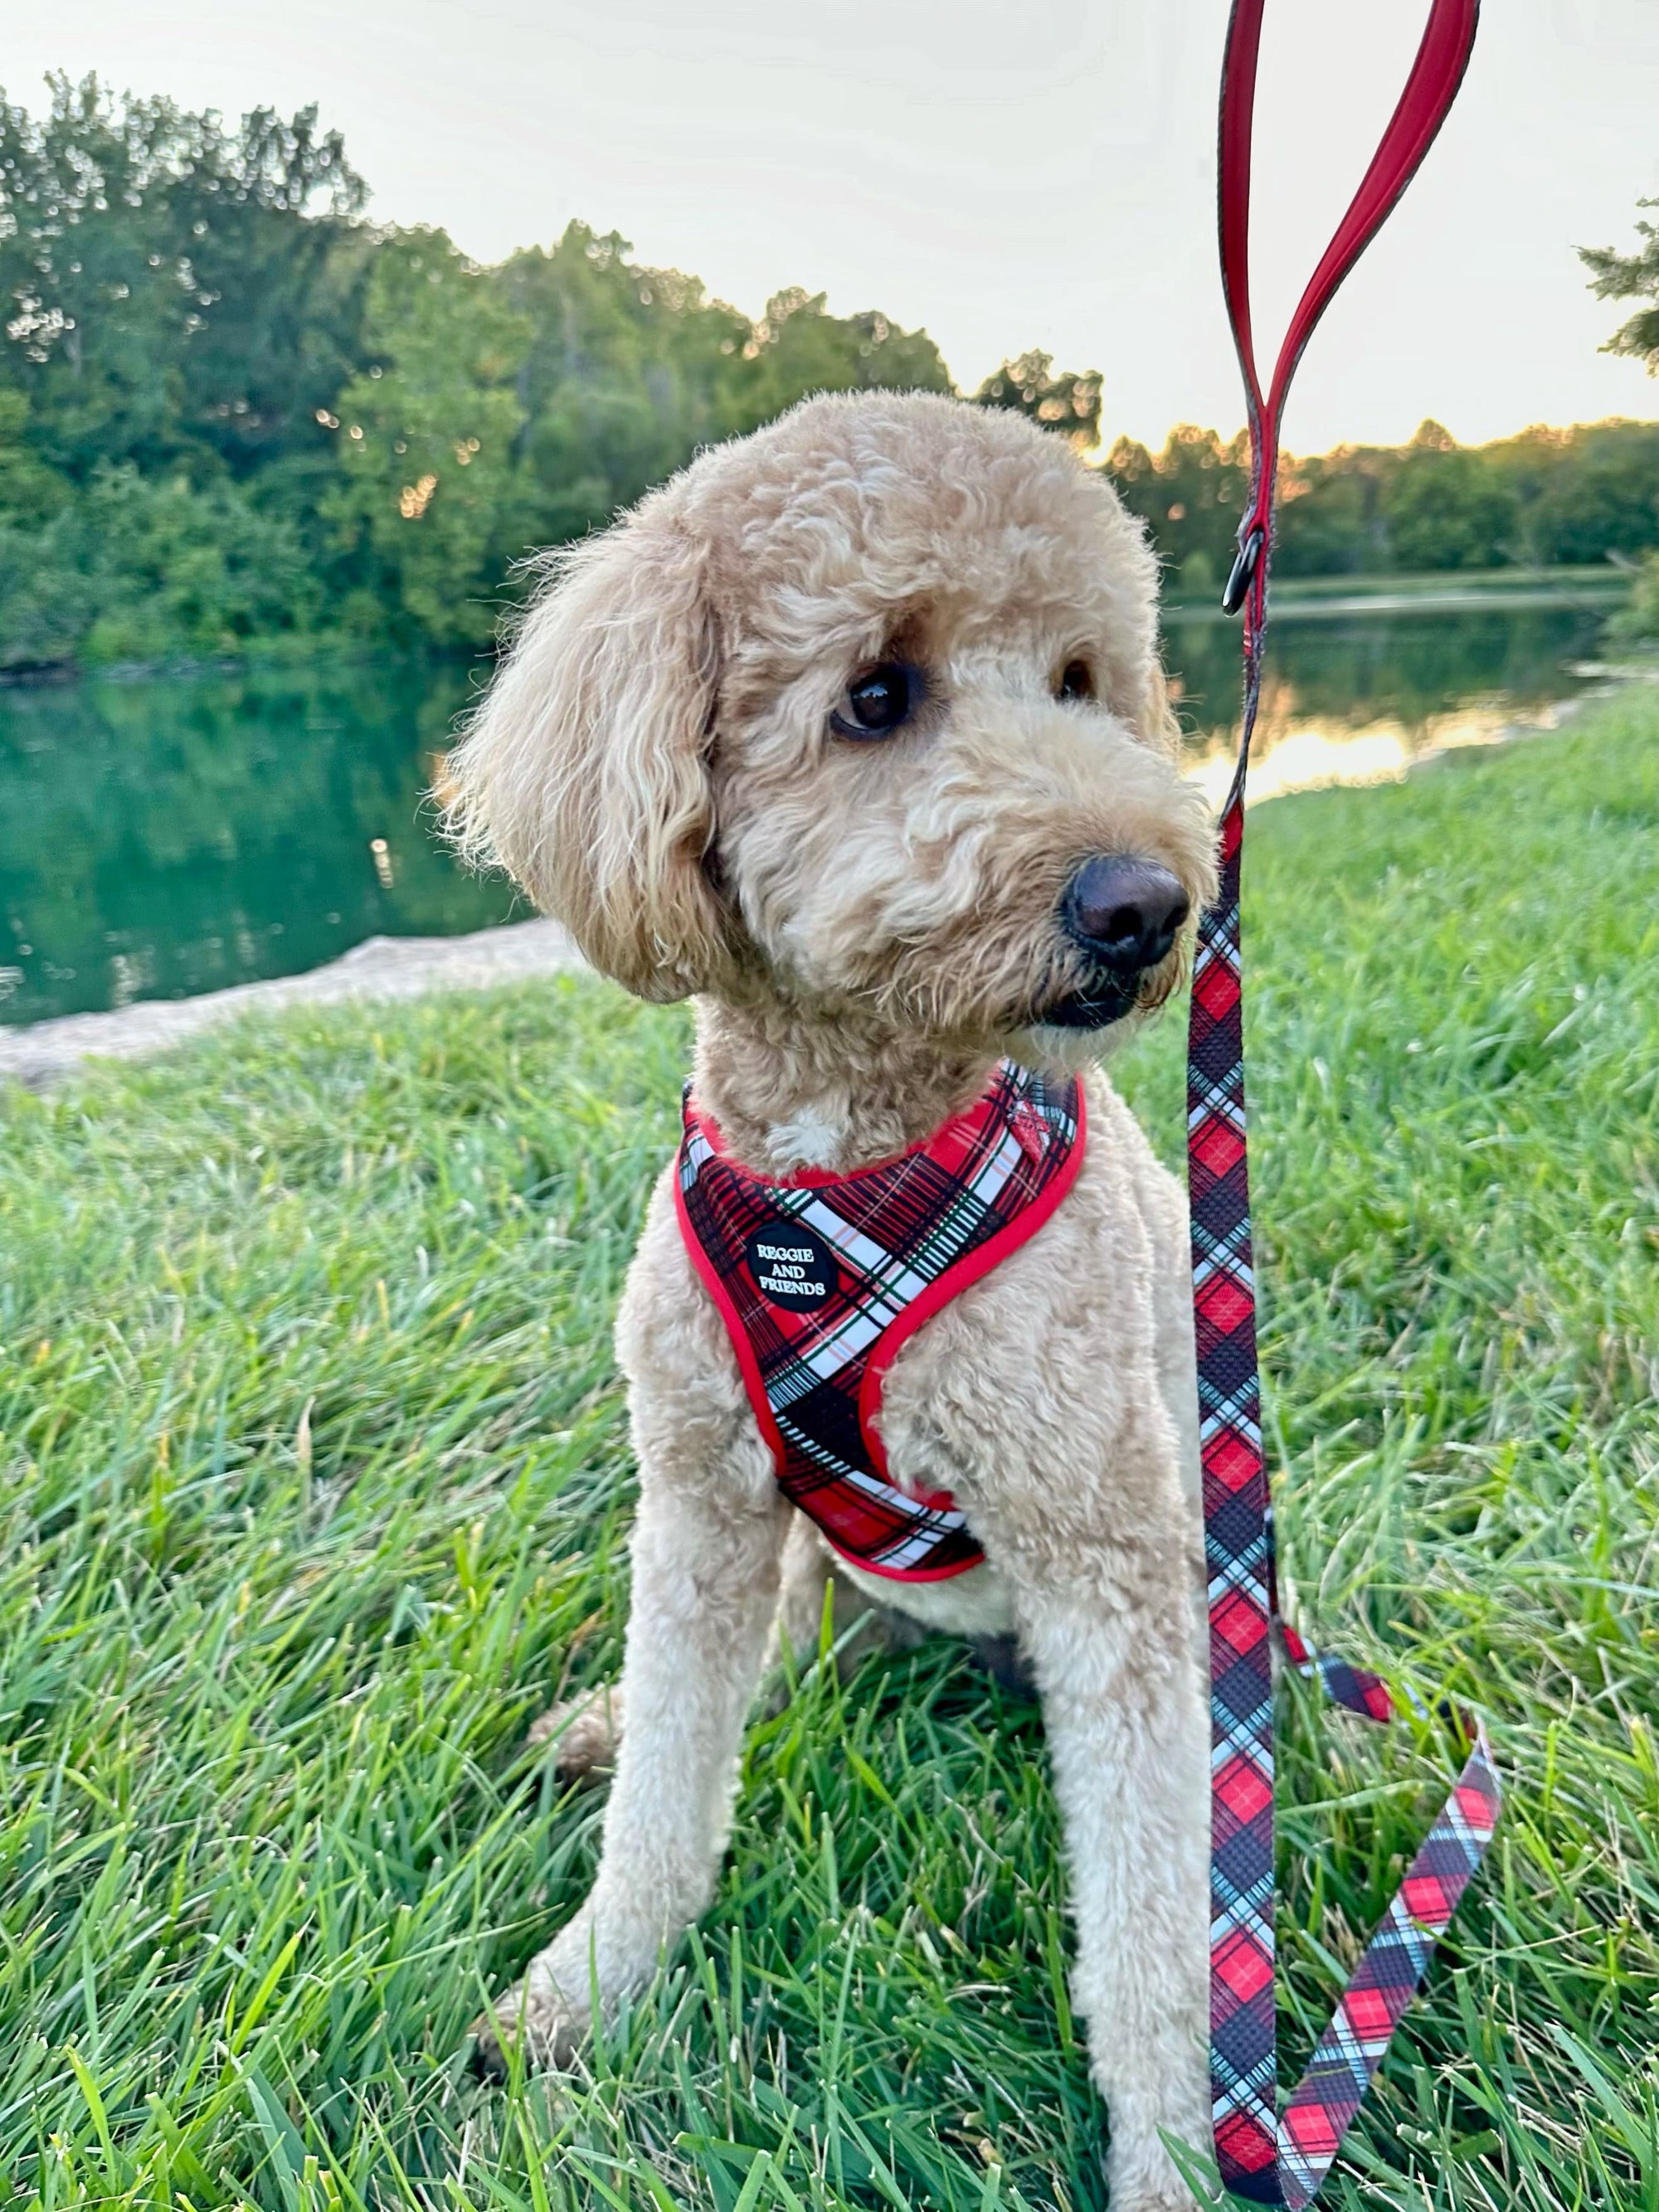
[674,1058,1084,1581]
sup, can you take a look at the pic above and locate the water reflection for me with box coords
[0,596,1613,1026]
[1164,600,1604,807]
[1181,691,1582,809]
[0,658,520,1026]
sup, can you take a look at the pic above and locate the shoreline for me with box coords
[0,918,587,1091]
[3,673,1650,1092]
[0,568,1632,688]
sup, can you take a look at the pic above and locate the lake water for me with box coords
[0,594,1615,1027]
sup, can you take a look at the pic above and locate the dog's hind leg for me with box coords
[477,1465,791,2073]
[523,1515,908,1791]
[776,1509,837,1657]
[776,1511,924,1675]
[526,1682,624,1785]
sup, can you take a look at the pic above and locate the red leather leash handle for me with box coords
[1219,0,1481,620]
[1190,4,1493,2205]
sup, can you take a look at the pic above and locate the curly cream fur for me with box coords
[455,391,1218,2210]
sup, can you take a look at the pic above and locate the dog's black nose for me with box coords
[1063,854,1190,975]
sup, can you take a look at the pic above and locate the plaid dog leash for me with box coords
[1189,4,1500,2202]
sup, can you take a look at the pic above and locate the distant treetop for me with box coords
[0,75,1653,671]
[1580,198,1659,376]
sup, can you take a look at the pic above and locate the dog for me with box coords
[445,389,1220,2210]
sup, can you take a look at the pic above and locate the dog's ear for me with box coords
[445,503,725,1001]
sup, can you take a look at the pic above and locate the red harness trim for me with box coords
[674,1060,1086,1582]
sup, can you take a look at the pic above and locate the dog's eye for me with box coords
[1056,659,1095,702]
[833,662,915,741]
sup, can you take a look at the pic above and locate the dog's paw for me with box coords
[1101,2172,1200,2212]
[1102,2148,1204,2212]
[471,1972,589,2078]
[1101,2112,1209,2212]
[525,1683,622,1785]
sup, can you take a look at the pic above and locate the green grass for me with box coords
[1,684,1654,2211]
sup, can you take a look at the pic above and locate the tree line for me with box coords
[1,76,1654,674]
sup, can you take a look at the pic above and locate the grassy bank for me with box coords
[1164,563,1636,612]
[0,686,1654,2210]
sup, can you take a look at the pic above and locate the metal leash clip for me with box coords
[1221,523,1266,616]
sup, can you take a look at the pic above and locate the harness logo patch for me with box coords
[746,1221,839,1309]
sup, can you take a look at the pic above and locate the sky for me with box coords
[6,0,1658,455]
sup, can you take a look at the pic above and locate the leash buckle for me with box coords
[1221,523,1265,616]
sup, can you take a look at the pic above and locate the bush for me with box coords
[0,464,321,668]
[1605,548,1659,648]
[0,520,95,671]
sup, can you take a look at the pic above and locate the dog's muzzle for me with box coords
[1039,853,1191,1030]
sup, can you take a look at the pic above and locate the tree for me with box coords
[0,390,71,523]
[1381,421,1518,571]
[0,75,369,484]
[0,76,190,475]
[1487,420,1659,566]
[1580,199,1659,373]
[1102,425,1249,591]
[739,287,952,423]
[499,223,753,545]
[325,228,530,648]
[165,105,369,478]
[1272,447,1390,577]
[2,68,1656,668]
[499,231,953,552]
[975,350,1102,450]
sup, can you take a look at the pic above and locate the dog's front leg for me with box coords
[1017,1566,1210,2211]
[480,1468,789,2070]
